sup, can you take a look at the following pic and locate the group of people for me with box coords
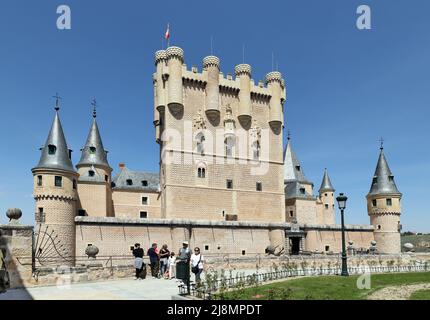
[132,241,205,283]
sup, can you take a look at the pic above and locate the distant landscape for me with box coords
[401,233,430,253]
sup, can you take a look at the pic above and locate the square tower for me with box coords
[153,47,286,223]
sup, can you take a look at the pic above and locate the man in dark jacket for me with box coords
[132,243,144,279]
[147,243,159,278]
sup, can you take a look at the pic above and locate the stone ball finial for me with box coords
[371,240,377,246]
[203,55,220,69]
[265,71,283,84]
[234,64,252,77]
[154,50,167,65]
[166,46,184,62]
[403,243,414,252]
[85,244,99,259]
[348,240,354,246]
[6,208,22,222]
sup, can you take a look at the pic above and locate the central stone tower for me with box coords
[153,46,286,222]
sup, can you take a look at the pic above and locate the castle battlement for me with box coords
[153,46,287,116]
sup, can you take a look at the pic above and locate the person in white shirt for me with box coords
[167,252,176,279]
[190,247,204,283]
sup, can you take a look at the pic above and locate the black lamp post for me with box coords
[336,193,349,276]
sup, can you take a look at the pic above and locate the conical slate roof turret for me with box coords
[77,109,111,170]
[319,168,335,193]
[33,105,75,173]
[283,138,311,184]
[367,147,401,197]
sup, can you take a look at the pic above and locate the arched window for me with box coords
[197,163,206,178]
[252,141,260,160]
[48,144,57,155]
[195,132,205,155]
[225,137,235,157]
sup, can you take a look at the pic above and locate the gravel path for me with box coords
[367,283,430,300]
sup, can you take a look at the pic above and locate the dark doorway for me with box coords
[290,237,301,255]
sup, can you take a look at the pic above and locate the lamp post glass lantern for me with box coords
[336,193,349,276]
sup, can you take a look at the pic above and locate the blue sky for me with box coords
[0,0,429,231]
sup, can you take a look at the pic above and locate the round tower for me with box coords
[154,50,167,143]
[318,168,335,225]
[75,105,113,217]
[32,102,78,266]
[166,46,184,116]
[235,64,252,127]
[203,55,220,121]
[266,71,284,131]
[366,145,402,254]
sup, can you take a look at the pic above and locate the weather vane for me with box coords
[379,137,384,150]
[91,97,97,118]
[52,93,62,111]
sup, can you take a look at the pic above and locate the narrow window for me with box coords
[73,179,77,189]
[197,168,202,178]
[141,180,148,187]
[386,198,392,206]
[105,175,108,182]
[372,177,378,184]
[201,168,205,178]
[256,182,262,191]
[377,225,381,230]
[252,141,260,160]
[325,204,329,209]
[48,144,56,155]
[37,175,43,187]
[226,179,233,189]
[126,179,133,186]
[196,133,205,155]
[299,188,305,195]
[225,137,234,157]
[295,165,301,172]
[89,146,96,154]
[36,207,45,223]
[388,176,394,182]
[88,170,95,177]
[68,150,72,160]
[55,176,62,187]
[204,245,209,251]
[241,250,246,256]
[140,211,148,219]
[372,199,377,207]
[142,197,148,205]
[289,211,294,217]
[325,245,330,252]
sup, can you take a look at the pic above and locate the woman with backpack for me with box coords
[190,247,204,284]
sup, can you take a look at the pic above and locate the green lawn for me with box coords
[217,272,430,300]
[409,289,430,300]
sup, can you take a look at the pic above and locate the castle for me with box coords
[31,46,403,266]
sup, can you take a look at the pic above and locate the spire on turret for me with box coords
[76,102,111,170]
[319,168,335,193]
[283,138,310,184]
[33,98,75,173]
[367,146,401,196]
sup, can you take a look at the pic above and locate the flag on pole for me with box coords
[164,23,170,40]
